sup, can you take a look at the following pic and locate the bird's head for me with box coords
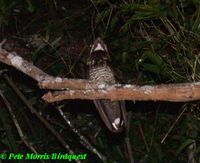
[88,37,110,67]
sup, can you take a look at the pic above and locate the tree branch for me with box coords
[42,83,200,102]
[0,46,96,90]
[1,44,200,103]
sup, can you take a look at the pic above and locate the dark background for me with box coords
[1,0,200,162]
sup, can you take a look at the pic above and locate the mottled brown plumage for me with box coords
[88,38,126,133]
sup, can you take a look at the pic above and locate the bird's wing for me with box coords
[94,100,126,132]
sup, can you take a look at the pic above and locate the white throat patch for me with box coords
[94,43,104,51]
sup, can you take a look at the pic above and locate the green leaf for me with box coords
[143,52,163,65]
[26,0,35,13]
[142,63,160,74]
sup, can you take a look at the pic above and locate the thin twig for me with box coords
[57,106,107,162]
[161,104,187,144]
[150,106,160,149]
[90,0,106,27]
[0,90,42,162]
[3,74,81,163]
[138,124,149,152]
[125,112,134,163]
[0,38,7,48]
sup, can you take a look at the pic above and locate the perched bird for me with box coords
[88,37,126,133]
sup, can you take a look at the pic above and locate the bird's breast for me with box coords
[89,65,115,85]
